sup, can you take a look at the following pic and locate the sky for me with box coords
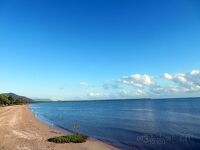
[0,0,200,100]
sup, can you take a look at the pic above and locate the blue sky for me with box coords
[0,0,200,100]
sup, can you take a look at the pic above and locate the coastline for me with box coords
[0,105,119,150]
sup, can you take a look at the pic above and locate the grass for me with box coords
[48,134,87,143]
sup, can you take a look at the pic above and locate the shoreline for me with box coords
[0,105,119,150]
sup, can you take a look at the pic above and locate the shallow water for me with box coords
[29,98,200,150]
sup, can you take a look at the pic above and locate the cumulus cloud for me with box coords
[87,89,146,100]
[119,74,153,87]
[84,70,200,99]
[163,73,187,84]
[162,70,200,90]
[150,84,190,95]
[147,69,200,97]
[163,73,173,80]
[190,70,200,75]
[87,92,101,97]
[188,70,200,86]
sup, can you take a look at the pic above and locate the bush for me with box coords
[48,134,87,143]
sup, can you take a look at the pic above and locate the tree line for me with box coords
[0,94,27,105]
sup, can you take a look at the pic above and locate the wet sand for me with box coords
[0,105,119,150]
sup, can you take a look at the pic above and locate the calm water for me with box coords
[29,98,200,150]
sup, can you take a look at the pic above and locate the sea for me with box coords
[29,98,200,150]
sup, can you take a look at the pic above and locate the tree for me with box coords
[14,98,27,105]
[0,94,10,105]
[8,96,15,104]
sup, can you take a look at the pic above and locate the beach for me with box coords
[0,105,118,150]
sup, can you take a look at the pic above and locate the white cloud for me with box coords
[176,74,187,83]
[119,74,153,87]
[190,70,200,75]
[163,73,187,83]
[187,70,200,86]
[83,70,200,100]
[87,92,101,97]
[88,89,146,99]
[149,70,200,97]
[117,70,200,98]
[163,73,173,80]
[151,85,190,95]
[162,70,200,87]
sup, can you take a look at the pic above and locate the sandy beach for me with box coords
[0,105,118,150]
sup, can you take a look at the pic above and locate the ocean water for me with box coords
[29,98,200,150]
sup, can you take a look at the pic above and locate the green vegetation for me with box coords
[0,94,27,105]
[48,123,87,144]
[48,134,87,143]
